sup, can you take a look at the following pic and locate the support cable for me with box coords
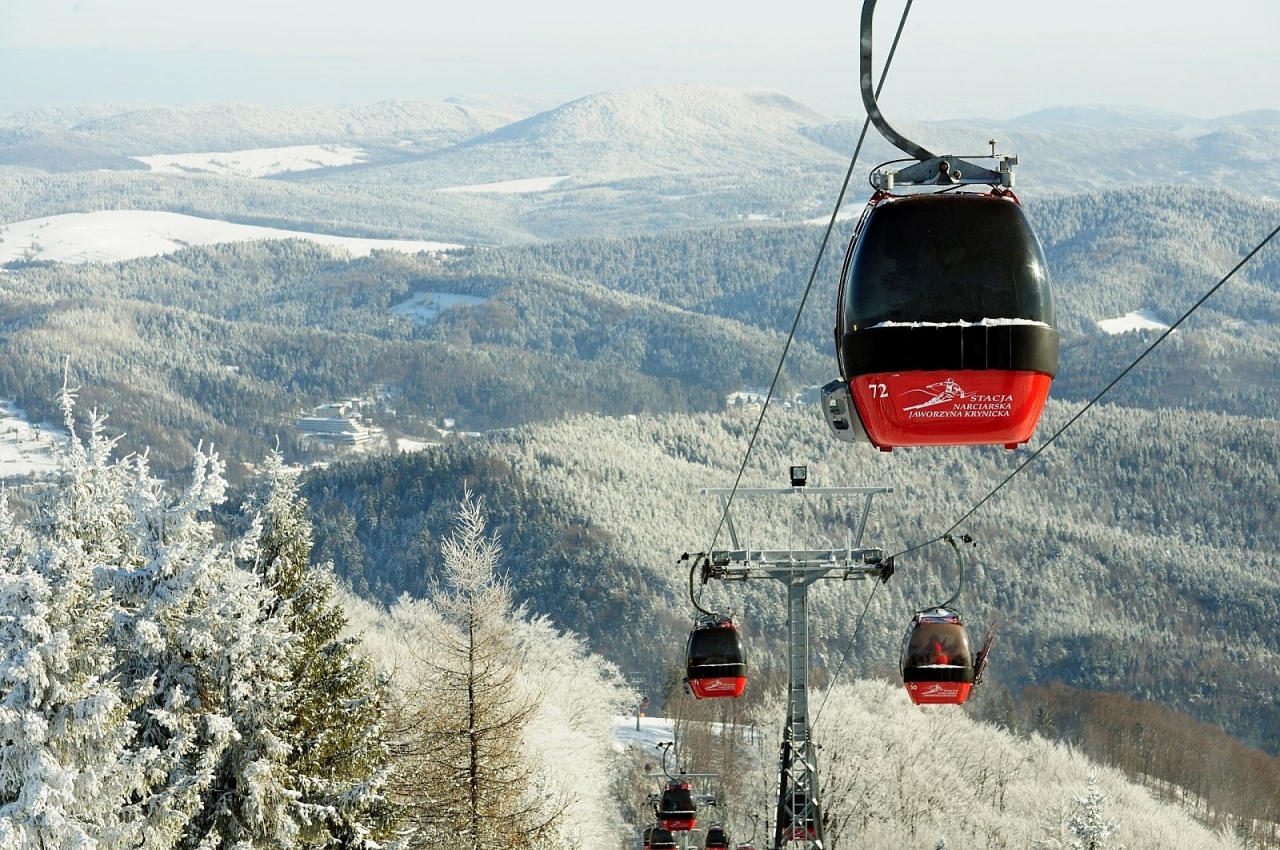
[892,219,1280,561]
[691,0,916,614]
[936,533,968,611]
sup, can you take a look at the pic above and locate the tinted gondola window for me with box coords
[844,194,1053,331]
[903,622,973,669]
[661,785,695,813]
[688,627,743,667]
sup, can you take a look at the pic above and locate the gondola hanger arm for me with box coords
[860,0,1017,188]
[860,0,933,162]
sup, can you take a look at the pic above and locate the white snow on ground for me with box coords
[0,404,63,481]
[1098,309,1171,335]
[134,144,368,178]
[612,716,675,755]
[390,291,487,324]
[0,210,464,265]
[873,318,1052,329]
[436,175,570,194]
[396,438,442,453]
[803,210,858,225]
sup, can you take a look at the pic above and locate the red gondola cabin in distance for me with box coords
[657,781,697,832]
[686,616,747,699]
[900,608,976,706]
[831,191,1058,450]
[705,825,730,850]
[644,826,677,850]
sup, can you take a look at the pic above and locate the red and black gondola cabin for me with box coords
[686,618,747,699]
[644,826,677,850]
[705,825,730,849]
[835,191,1058,450]
[900,608,976,706]
[658,781,697,832]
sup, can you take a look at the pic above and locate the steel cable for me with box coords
[690,0,916,613]
[892,219,1280,561]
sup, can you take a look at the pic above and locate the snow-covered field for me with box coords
[803,210,858,225]
[436,175,570,194]
[390,291,487,324]
[612,716,674,754]
[0,210,464,265]
[1098,309,1171,334]
[0,405,63,481]
[134,144,368,178]
[396,438,443,453]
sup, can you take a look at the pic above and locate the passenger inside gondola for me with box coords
[906,623,971,668]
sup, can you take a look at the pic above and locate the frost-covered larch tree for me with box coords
[245,453,399,849]
[389,495,562,850]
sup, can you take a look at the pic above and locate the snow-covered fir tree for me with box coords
[0,403,146,849]
[0,389,401,849]
[97,438,296,850]
[1067,771,1125,850]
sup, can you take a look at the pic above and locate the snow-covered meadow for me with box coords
[133,144,369,178]
[0,404,62,480]
[390,291,488,324]
[0,210,464,265]
[1098,309,1172,335]
[436,175,570,194]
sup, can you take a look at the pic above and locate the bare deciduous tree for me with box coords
[388,494,563,850]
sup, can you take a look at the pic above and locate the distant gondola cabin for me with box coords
[686,618,747,699]
[900,608,976,705]
[834,190,1058,450]
[705,826,730,850]
[658,781,697,832]
[644,826,677,850]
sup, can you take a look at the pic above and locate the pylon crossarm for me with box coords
[700,487,892,496]
[708,563,887,583]
[704,549,889,584]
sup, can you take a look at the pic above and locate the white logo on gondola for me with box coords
[702,679,737,692]
[920,683,959,697]
[898,379,1014,420]
[903,379,969,410]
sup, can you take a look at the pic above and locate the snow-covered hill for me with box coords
[355,85,847,188]
[808,680,1240,848]
[5,93,1280,243]
[0,101,516,173]
[66,100,514,155]
[803,112,1280,197]
[471,85,834,169]
[1098,309,1172,335]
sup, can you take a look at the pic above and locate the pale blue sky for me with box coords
[2,0,1277,117]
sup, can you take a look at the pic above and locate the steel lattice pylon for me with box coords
[695,485,892,850]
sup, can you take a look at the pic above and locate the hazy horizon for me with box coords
[3,0,1278,120]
